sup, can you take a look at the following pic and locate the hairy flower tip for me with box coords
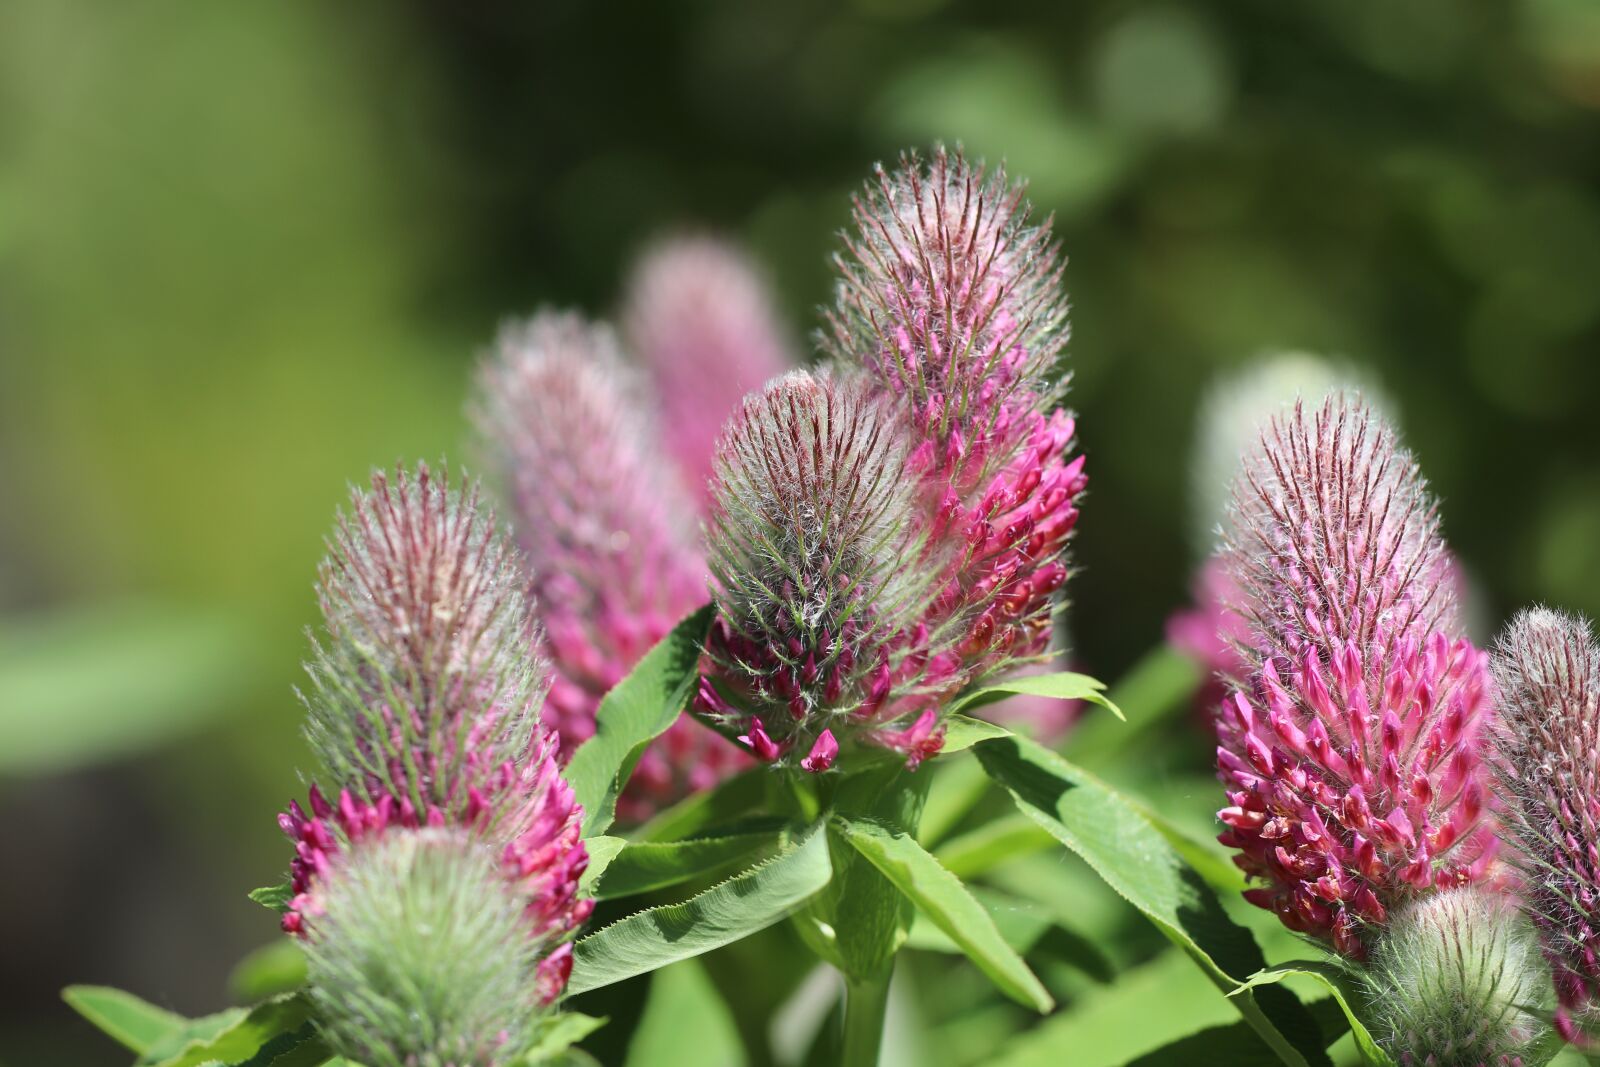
[280,730,593,960]
[701,369,959,771]
[1489,607,1600,1042]
[301,462,550,829]
[1213,393,1497,958]
[826,145,1085,680]
[1190,352,1390,558]
[303,828,575,1067]
[1362,887,1550,1067]
[472,311,746,819]
[622,234,796,500]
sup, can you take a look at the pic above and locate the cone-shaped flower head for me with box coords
[700,369,956,771]
[473,313,746,818]
[300,463,548,831]
[825,145,1085,678]
[623,234,795,500]
[1490,607,1600,1042]
[304,828,566,1067]
[1214,394,1497,958]
[280,464,592,980]
[1362,887,1550,1067]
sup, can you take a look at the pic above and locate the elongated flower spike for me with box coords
[1490,607,1600,1043]
[280,464,592,993]
[1213,393,1497,959]
[700,369,954,770]
[1362,887,1549,1067]
[623,234,796,501]
[826,145,1086,689]
[303,828,566,1067]
[473,312,746,818]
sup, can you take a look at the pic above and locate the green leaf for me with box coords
[955,671,1123,720]
[62,986,187,1054]
[904,884,1052,955]
[0,600,260,775]
[594,826,784,900]
[933,812,1055,879]
[632,768,770,843]
[566,824,832,996]
[578,836,626,897]
[229,939,307,1002]
[1232,961,1395,1067]
[140,993,312,1067]
[918,755,993,846]
[248,883,293,915]
[938,713,1013,752]
[830,812,1053,1013]
[975,734,1328,1067]
[565,605,716,838]
[525,1011,606,1063]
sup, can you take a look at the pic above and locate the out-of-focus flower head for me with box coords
[1213,394,1497,959]
[622,234,796,502]
[825,145,1086,701]
[1361,886,1549,1067]
[700,369,959,771]
[1490,607,1600,1043]
[280,465,592,988]
[472,313,746,819]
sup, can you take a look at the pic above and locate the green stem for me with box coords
[841,968,893,1067]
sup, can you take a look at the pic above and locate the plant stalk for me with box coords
[841,968,893,1067]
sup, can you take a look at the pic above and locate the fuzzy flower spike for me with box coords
[280,463,591,998]
[473,312,746,818]
[700,369,960,771]
[826,145,1085,695]
[1491,607,1600,1043]
[1213,393,1496,959]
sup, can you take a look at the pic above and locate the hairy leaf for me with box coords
[955,671,1123,720]
[566,825,832,996]
[595,826,783,900]
[565,605,715,838]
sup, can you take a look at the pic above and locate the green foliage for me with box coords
[1233,963,1395,1067]
[229,940,308,1002]
[62,986,189,1055]
[831,813,1053,1013]
[952,671,1123,721]
[249,883,292,915]
[593,825,784,900]
[974,733,1331,1067]
[63,987,322,1067]
[565,605,716,838]
[567,825,833,996]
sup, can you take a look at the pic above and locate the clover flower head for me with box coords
[1490,607,1600,1043]
[303,828,568,1067]
[473,312,745,818]
[623,234,795,499]
[1213,394,1496,958]
[826,144,1085,683]
[281,464,592,960]
[300,463,547,828]
[699,369,958,771]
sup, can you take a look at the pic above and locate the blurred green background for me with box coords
[2,0,1597,1062]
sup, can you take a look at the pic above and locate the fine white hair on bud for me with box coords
[1361,887,1549,1067]
[299,463,549,833]
[302,828,548,1067]
[1490,606,1600,1042]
